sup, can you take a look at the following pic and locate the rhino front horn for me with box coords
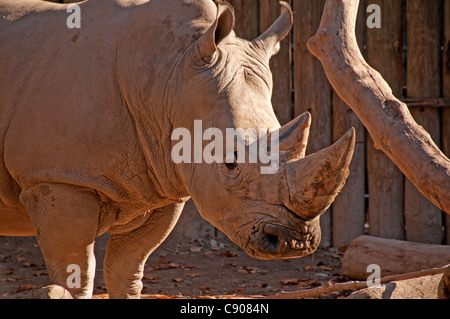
[284,128,356,220]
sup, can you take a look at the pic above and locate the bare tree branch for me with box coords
[306,0,450,214]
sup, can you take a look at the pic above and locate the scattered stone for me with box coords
[209,239,218,249]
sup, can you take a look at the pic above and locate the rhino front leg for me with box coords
[104,202,185,299]
[19,183,101,299]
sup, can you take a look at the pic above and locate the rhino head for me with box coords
[168,2,355,259]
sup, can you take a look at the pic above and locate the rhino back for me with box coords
[0,0,216,216]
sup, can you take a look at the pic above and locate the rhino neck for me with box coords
[116,0,217,202]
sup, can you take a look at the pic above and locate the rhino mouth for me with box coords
[246,209,321,260]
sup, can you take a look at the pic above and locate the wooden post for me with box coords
[444,0,450,245]
[227,0,259,40]
[365,0,405,240]
[405,0,443,244]
[259,0,292,125]
[293,0,333,247]
[331,1,366,248]
[169,199,220,241]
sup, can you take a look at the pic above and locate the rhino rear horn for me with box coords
[284,128,356,220]
[276,112,311,161]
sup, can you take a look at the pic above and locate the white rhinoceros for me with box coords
[0,0,355,298]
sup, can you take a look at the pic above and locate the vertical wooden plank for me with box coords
[405,0,443,244]
[293,0,332,247]
[227,0,259,40]
[443,0,450,245]
[259,0,292,125]
[293,0,331,154]
[331,0,366,248]
[170,200,218,240]
[366,0,405,240]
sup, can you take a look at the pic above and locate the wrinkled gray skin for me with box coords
[0,0,355,298]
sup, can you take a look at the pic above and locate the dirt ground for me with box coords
[0,233,351,299]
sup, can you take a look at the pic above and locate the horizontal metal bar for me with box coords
[401,98,450,108]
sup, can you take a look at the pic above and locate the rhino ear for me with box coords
[254,1,292,58]
[195,3,234,63]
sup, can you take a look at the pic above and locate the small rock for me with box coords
[190,246,203,253]
[209,239,218,248]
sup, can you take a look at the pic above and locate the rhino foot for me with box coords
[6,285,73,299]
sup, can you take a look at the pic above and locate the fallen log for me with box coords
[346,273,444,299]
[269,264,449,299]
[306,0,450,215]
[342,235,450,280]
[438,266,450,299]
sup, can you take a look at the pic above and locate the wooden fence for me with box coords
[51,0,449,248]
[221,0,450,247]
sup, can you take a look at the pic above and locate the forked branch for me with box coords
[306,0,450,214]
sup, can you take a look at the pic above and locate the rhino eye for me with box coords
[225,161,237,170]
[225,151,238,170]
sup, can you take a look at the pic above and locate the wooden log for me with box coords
[365,0,405,240]
[259,0,292,125]
[444,0,450,245]
[438,266,450,299]
[404,0,443,244]
[271,263,448,299]
[331,1,366,248]
[293,0,332,247]
[346,273,445,299]
[307,0,450,216]
[342,235,450,280]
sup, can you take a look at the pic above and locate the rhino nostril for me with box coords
[265,233,279,249]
